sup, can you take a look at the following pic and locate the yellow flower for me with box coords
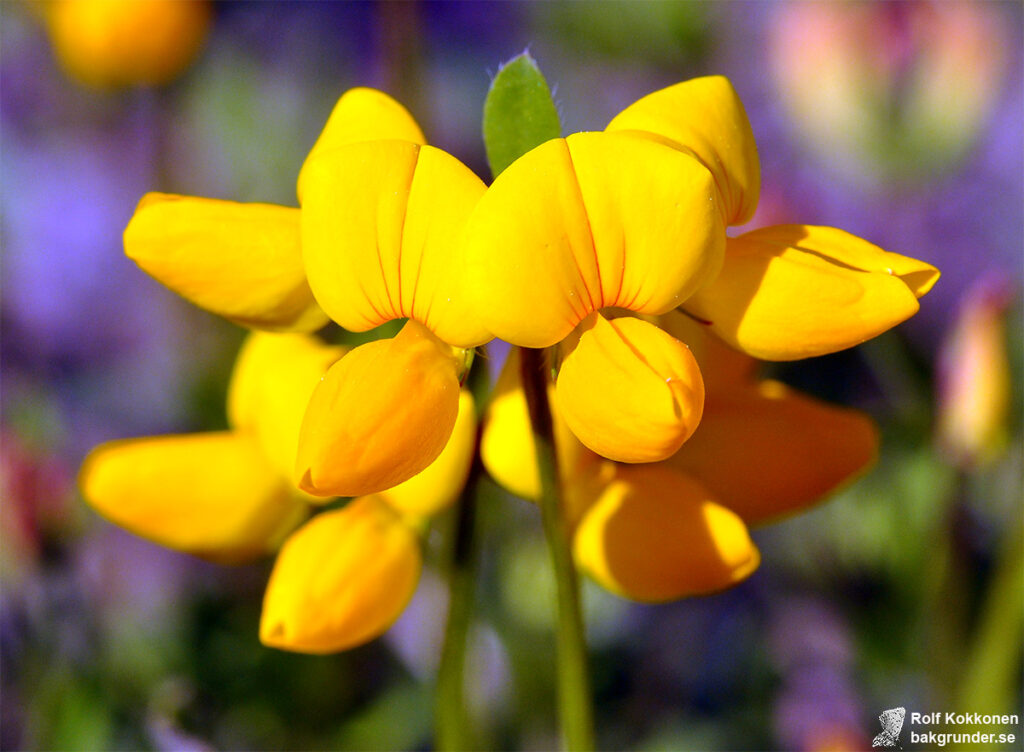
[464,76,938,464]
[481,350,758,602]
[294,90,492,497]
[480,313,880,602]
[605,77,941,360]
[81,330,479,652]
[463,130,724,463]
[46,0,210,88]
[121,88,491,498]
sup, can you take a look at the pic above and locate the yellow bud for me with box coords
[380,390,477,518]
[937,280,1012,467]
[295,320,461,497]
[573,465,760,602]
[555,313,704,463]
[260,496,421,654]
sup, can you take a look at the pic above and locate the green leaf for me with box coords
[482,52,562,179]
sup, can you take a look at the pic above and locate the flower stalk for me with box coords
[436,444,484,751]
[520,346,595,752]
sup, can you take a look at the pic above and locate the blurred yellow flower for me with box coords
[937,279,1013,468]
[465,75,937,466]
[81,331,479,652]
[770,1,1010,181]
[46,0,210,88]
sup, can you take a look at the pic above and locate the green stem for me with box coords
[954,521,1024,722]
[435,449,482,751]
[519,346,595,752]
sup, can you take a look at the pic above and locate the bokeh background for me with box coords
[2,1,1021,750]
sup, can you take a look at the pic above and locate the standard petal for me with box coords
[227,332,346,481]
[379,390,477,518]
[297,87,426,202]
[463,132,724,348]
[665,380,879,525]
[573,465,760,602]
[606,76,761,226]
[555,314,704,463]
[260,496,421,654]
[295,320,461,497]
[301,141,490,347]
[480,348,600,507]
[124,193,327,331]
[684,225,941,360]
[79,432,306,563]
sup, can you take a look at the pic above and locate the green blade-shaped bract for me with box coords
[482,53,562,179]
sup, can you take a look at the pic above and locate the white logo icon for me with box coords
[872,707,906,748]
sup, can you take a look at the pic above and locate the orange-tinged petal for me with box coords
[463,132,724,348]
[665,380,879,525]
[124,193,327,332]
[227,332,346,481]
[260,496,421,654]
[79,432,306,563]
[481,348,600,504]
[297,88,426,203]
[684,225,941,360]
[295,320,461,497]
[379,390,477,518]
[606,76,761,225]
[301,140,490,347]
[555,314,704,463]
[573,465,760,602]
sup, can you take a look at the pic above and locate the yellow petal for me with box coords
[606,76,760,226]
[295,320,461,497]
[480,348,601,505]
[260,496,421,654]
[301,140,490,347]
[79,432,306,563]
[555,314,704,463]
[684,225,941,360]
[573,464,760,602]
[124,193,328,332]
[665,380,879,525]
[46,0,210,88]
[227,332,346,481]
[463,132,724,348]
[297,88,426,203]
[379,390,477,518]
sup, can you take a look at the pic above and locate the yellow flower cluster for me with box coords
[80,78,938,652]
